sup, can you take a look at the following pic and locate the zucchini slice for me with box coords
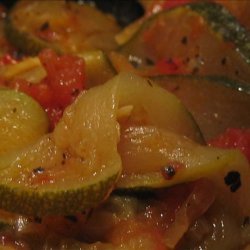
[117,125,250,216]
[119,2,250,84]
[152,75,250,141]
[0,89,49,154]
[5,0,120,55]
[78,50,116,88]
[0,72,202,217]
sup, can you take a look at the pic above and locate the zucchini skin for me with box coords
[188,2,250,64]
[119,2,250,84]
[152,74,250,141]
[0,173,118,217]
[4,1,120,56]
[4,16,61,56]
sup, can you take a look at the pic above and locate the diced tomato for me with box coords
[209,128,250,162]
[0,54,17,66]
[155,57,187,75]
[39,49,85,109]
[45,107,64,130]
[9,49,86,129]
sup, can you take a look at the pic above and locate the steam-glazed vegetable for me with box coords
[0,72,203,216]
[117,125,250,216]
[0,81,121,216]
[0,89,49,154]
[0,72,248,218]
[0,1,250,249]
[153,75,250,141]
[78,50,116,88]
[5,0,120,55]
[119,2,250,84]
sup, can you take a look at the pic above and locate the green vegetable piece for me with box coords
[152,75,250,141]
[0,72,202,217]
[117,125,250,216]
[4,1,120,55]
[119,2,250,84]
[0,89,49,154]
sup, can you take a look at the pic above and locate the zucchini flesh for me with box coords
[0,89,49,154]
[117,125,250,216]
[5,1,120,55]
[119,2,250,84]
[152,75,250,141]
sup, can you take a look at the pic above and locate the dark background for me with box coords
[1,0,144,27]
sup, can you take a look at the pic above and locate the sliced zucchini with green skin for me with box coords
[0,85,122,216]
[78,50,116,88]
[4,15,61,56]
[0,72,202,217]
[119,2,250,84]
[152,75,250,141]
[117,125,250,216]
[0,89,49,154]
[5,0,120,55]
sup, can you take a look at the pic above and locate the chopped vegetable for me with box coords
[0,71,202,216]
[5,0,120,55]
[0,89,49,154]
[119,2,250,83]
[152,75,250,141]
[10,49,86,129]
[0,1,249,249]
[209,128,250,162]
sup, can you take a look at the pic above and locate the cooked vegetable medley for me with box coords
[0,0,250,249]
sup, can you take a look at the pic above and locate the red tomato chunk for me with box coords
[209,128,250,162]
[11,49,86,129]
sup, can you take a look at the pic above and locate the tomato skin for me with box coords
[209,128,250,162]
[39,49,85,109]
[45,107,64,130]
[9,49,86,129]
[10,79,54,108]
[155,58,187,75]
